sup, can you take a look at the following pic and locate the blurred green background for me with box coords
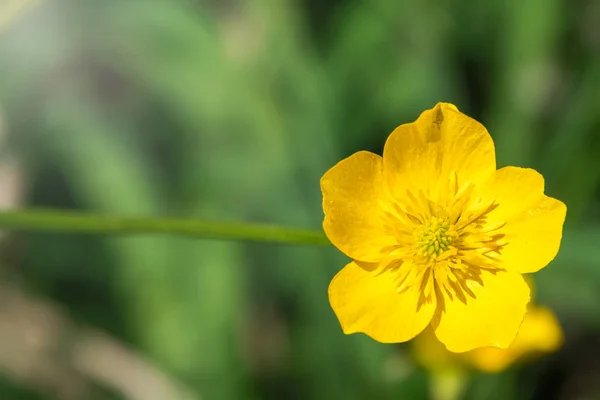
[0,0,599,399]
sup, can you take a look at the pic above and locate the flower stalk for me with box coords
[0,208,331,246]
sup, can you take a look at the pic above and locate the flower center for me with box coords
[415,217,457,260]
[380,178,508,306]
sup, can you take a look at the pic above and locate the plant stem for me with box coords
[0,208,331,246]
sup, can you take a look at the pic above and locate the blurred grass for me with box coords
[0,0,599,399]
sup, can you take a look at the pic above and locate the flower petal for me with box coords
[321,151,396,262]
[329,261,436,343]
[383,103,496,202]
[516,305,563,353]
[432,270,530,353]
[479,167,567,273]
[412,328,460,372]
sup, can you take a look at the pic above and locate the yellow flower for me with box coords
[413,304,564,373]
[321,103,566,352]
[466,304,563,372]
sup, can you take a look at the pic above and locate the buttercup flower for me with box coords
[412,303,563,400]
[321,103,566,352]
[413,303,563,373]
[465,304,563,372]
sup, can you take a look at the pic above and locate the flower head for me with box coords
[321,103,566,352]
[413,303,563,373]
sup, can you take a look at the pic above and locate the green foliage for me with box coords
[0,0,599,398]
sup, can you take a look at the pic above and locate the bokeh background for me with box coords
[0,0,599,399]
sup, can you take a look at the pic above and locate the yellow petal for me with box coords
[383,103,496,202]
[321,151,396,262]
[466,305,563,372]
[518,305,563,353]
[479,167,567,273]
[432,270,530,353]
[412,328,460,372]
[329,261,436,343]
[465,346,515,373]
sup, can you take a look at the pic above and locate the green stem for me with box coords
[0,208,331,246]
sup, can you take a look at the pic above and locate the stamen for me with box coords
[415,217,458,262]
[379,176,509,307]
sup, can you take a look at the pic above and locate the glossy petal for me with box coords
[321,151,396,262]
[480,167,567,273]
[329,261,436,343]
[433,270,530,353]
[383,103,496,202]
